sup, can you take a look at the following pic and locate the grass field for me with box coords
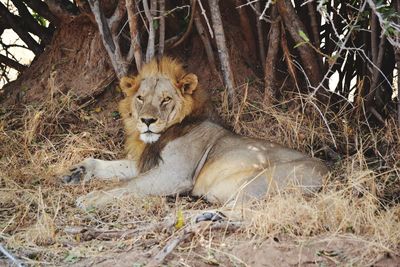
[1,85,400,266]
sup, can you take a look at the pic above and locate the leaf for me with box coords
[94,107,102,113]
[175,209,185,229]
[298,30,310,42]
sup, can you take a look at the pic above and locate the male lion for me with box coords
[63,57,328,210]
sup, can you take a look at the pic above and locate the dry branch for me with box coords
[170,0,196,48]
[264,7,280,102]
[158,0,166,56]
[0,2,42,55]
[194,10,216,70]
[143,0,156,62]
[209,0,235,98]
[276,0,322,87]
[255,1,266,67]
[0,54,27,72]
[127,0,143,70]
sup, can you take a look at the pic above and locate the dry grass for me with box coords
[1,83,400,266]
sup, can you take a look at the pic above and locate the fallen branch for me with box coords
[146,221,240,267]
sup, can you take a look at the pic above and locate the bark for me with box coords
[126,0,143,70]
[236,0,257,60]
[88,0,127,78]
[194,9,216,70]
[264,6,280,101]
[0,2,43,55]
[307,1,320,48]
[158,0,165,56]
[0,54,27,72]
[255,1,265,67]
[209,0,235,98]
[143,0,156,62]
[371,11,378,64]
[276,0,322,88]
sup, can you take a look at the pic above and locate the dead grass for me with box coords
[1,83,400,266]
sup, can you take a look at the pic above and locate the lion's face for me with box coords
[120,72,198,144]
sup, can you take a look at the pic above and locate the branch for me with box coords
[23,0,59,25]
[158,0,165,56]
[126,0,143,70]
[209,0,235,99]
[143,0,156,62]
[108,0,126,36]
[88,0,127,78]
[0,54,27,72]
[11,0,53,44]
[264,7,280,102]
[255,1,265,67]
[44,0,78,22]
[170,0,196,48]
[0,2,43,55]
[276,0,322,87]
[194,9,216,70]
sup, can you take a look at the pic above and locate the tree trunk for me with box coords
[209,0,235,99]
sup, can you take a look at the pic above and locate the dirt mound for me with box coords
[1,15,115,105]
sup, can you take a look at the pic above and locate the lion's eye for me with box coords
[162,97,171,104]
[137,95,143,102]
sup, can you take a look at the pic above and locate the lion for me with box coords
[62,57,328,212]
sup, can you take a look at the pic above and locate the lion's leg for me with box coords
[62,158,138,184]
[76,163,194,209]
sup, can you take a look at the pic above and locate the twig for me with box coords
[146,221,241,266]
[0,243,24,267]
[197,0,214,38]
[170,0,196,48]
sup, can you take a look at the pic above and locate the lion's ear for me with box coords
[178,73,198,94]
[120,76,138,96]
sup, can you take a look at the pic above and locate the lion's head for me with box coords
[119,57,208,148]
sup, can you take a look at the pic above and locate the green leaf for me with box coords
[298,30,310,42]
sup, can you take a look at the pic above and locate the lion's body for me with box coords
[63,58,328,209]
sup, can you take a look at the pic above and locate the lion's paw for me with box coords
[61,158,95,184]
[76,188,129,210]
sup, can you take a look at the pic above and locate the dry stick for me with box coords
[264,6,280,102]
[371,11,378,64]
[158,0,165,56]
[170,0,197,48]
[194,9,217,70]
[143,0,155,62]
[146,221,240,267]
[126,0,143,70]
[0,244,24,267]
[197,0,213,38]
[255,1,265,67]
[209,0,235,99]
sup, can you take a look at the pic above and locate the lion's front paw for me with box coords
[61,158,95,184]
[76,188,130,210]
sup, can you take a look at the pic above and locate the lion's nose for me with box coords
[141,117,158,126]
